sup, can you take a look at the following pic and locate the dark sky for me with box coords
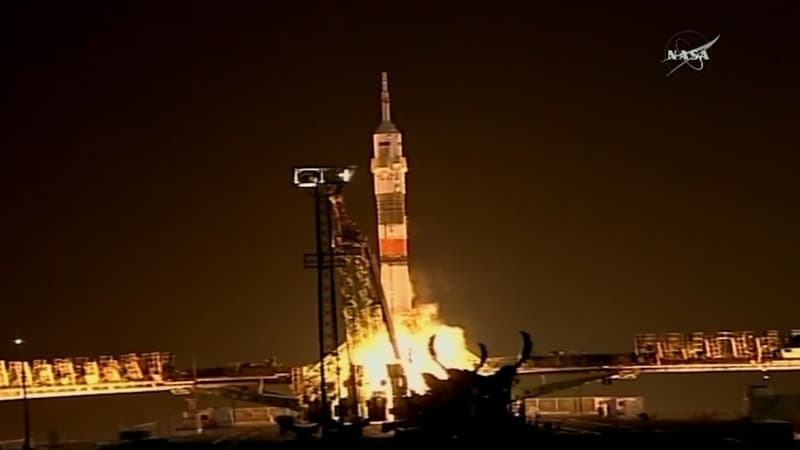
[1,2,798,368]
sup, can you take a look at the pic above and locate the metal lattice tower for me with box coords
[291,166,406,425]
[294,166,356,432]
[304,184,342,424]
[329,192,400,363]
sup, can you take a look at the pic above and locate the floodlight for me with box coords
[293,166,357,188]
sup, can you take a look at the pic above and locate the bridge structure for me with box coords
[0,352,297,404]
[519,360,800,376]
[0,375,289,402]
[2,355,800,403]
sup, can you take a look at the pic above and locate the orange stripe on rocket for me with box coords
[379,238,407,256]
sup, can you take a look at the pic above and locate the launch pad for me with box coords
[3,73,797,446]
[284,72,800,437]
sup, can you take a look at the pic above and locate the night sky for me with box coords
[1,3,798,368]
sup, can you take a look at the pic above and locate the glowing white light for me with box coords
[13,338,23,345]
[339,168,353,182]
[293,167,354,187]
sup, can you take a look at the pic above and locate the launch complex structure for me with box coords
[291,72,475,425]
[287,73,800,427]
[2,75,800,435]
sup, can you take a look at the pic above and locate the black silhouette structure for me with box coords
[389,331,533,439]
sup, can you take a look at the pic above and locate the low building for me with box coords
[524,395,645,419]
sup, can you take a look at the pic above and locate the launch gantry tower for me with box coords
[292,166,406,424]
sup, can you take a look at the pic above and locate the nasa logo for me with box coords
[662,31,720,78]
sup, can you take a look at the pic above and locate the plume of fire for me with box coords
[354,305,476,393]
[333,304,479,398]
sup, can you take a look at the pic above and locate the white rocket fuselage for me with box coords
[371,72,413,316]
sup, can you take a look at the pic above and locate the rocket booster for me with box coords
[371,72,413,316]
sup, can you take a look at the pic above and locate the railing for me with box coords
[516,359,800,375]
[0,380,188,400]
[4,356,800,401]
[0,373,293,401]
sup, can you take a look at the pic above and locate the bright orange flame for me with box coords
[336,304,478,404]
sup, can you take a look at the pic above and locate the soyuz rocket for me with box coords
[371,72,414,317]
